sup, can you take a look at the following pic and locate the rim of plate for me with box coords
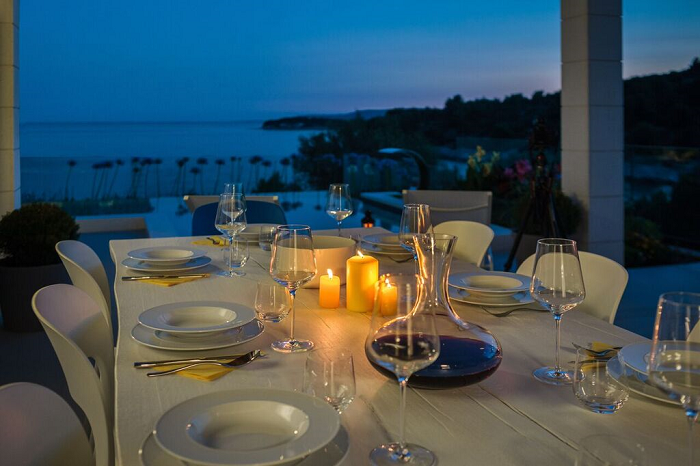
[362,233,405,249]
[360,242,413,257]
[448,272,530,295]
[131,320,263,351]
[122,256,211,273]
[128,247,206,263]
[154,389,340,466]
[449,286,534,307]
[606,355,676,405]
[138,301,256,334]
[619,342,651,375]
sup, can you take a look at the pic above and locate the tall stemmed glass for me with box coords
[325,183,353,236]
[365,274,440,466]
[530,238,585,385]
[269,225,317,353]
[648,292,700,466]
[399,204,433,269]
[214,193,247,277]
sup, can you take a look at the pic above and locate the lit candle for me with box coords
[379,279,398,316]
[346,252,379,312]
[319,269,340,308]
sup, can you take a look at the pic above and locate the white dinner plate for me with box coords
[360,242,413,258]
[122,256,211,273]
[448,272,530,297]
[131,319,264,351]
[127,247,206,266]
[141,426,349,466]
[154,389,341,466]
[619,342,651,375]
[138,301,256,334]
[449,286,535,307]
[362,233,406,251]
[238,223,277,241]
[607,355,677,406]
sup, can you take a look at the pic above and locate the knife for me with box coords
[134,352,248,368]
[122,273,209,281]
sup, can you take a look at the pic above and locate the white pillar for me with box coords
[0,0,19,216]
[561,0,624,263]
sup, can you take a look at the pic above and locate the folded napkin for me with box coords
[192,236,227,247]
[138,274,210,287]
[152,363,234,381]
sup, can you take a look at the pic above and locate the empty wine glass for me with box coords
[303,349,356,413]
[214,193,247,277]
[325,183,353,236]
[399,204,432,263]
[254,282,291,322]
[269,225,317,353]
[365,274,440,466]
[530,238,585,385]
[648,292,700,466]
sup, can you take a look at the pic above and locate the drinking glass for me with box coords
[223,182,245,197]
[303,349,356,413]
[222,239,249,276]
[269,225,317,352]
[399,204,432,263]
[530,238,585,385]
[575,435,647,466]
[573,348,628,413]
[214,193,247,277]
[325,183,353,236]
[254,282,291,322]
[258,225,277,251]
[648,292,700,466]
[365,274,440,466]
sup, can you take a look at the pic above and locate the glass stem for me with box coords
[397,376,409,455]
[228,237,234,275]
[553,313,562,375]
[687,409,698,466]
[337,220,342,237]
[289,289,296,343]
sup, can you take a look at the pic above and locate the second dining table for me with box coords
[110,227,694,465]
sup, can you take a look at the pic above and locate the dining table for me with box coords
[110,227,694,465]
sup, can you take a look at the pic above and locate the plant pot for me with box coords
[0,263,70,332]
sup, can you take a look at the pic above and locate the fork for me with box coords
[571,342,622,357]
[480,306,549,317]
[147,349,261,377]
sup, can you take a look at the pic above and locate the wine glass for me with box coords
[399,204,432,260]
[214,193,247,277]
[325,183,353,236]
[365,274,440,466]
[269,225,317,352]
[648,292,700,466]
[530,238,585,385]
[303,349,356,414]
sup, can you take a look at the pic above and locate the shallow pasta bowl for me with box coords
[128,247,206,266]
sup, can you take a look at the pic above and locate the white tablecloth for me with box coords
[111,228,694,465]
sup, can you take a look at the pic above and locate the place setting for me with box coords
[359,233,413,261]
[121,246,214,286]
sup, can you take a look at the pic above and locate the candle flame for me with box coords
[385,278,392,288]
[358,251,364,258]
[327,269,333,279]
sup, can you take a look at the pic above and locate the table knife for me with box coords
[122,273,209,281]
[134,352,247,368]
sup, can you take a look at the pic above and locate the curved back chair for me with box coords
[402,190,492,226]
[434,221,494,267]
[517,251,629,324]
[33,284,114,466]
[192,200,288,236]
[56,240,113,340]
[0,382,94,466]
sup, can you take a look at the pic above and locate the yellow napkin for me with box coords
[139,274,210,287]
[590,341,618,353]
[153,363,234,381]
[192,236,227,247]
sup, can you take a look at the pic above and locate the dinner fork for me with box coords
[146,349,261,377]
[480,306,549,317]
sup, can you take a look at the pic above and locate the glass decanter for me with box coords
[409,233,502,389]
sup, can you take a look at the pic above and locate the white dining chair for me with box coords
[517,251,629,324]
[56,240,113,340]
[434,221,494,268]
[0,382,94,466]
[32,284,114,466]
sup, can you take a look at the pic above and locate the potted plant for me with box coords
[0,203,79,331]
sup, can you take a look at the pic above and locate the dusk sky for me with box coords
[19,0,700,122]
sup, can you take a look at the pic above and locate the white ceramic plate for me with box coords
[449,286,535,307]
[238,223,277,241]
[360,242,413,258]
[448,272,530,297]
[131,319,264,351]
[141,426,349,466]
[122,256,211,273]
[154,389,340,466]
[128,247,206,266]
[362,233,406,251]
[619,342,651,375]
[607,355,677,405]
[138,301,256,334]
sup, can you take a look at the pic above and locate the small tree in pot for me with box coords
[0,203,79,331]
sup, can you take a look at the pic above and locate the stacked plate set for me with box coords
[140,389,349,466]
[360,233,413,260]
[131,301,264,351]
[123,247,211,273]
[607,342,677,405]
[448,271,534,307]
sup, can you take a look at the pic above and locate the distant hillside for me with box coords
[264,58,700,148]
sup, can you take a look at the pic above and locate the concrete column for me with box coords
[561,0,624,263]
[0,0,19,216]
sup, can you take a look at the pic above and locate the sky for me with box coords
[19,0,700,122]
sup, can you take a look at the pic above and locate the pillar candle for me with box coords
[379,280,398,316]
[346,253,379,312]
[319,269,340,308]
